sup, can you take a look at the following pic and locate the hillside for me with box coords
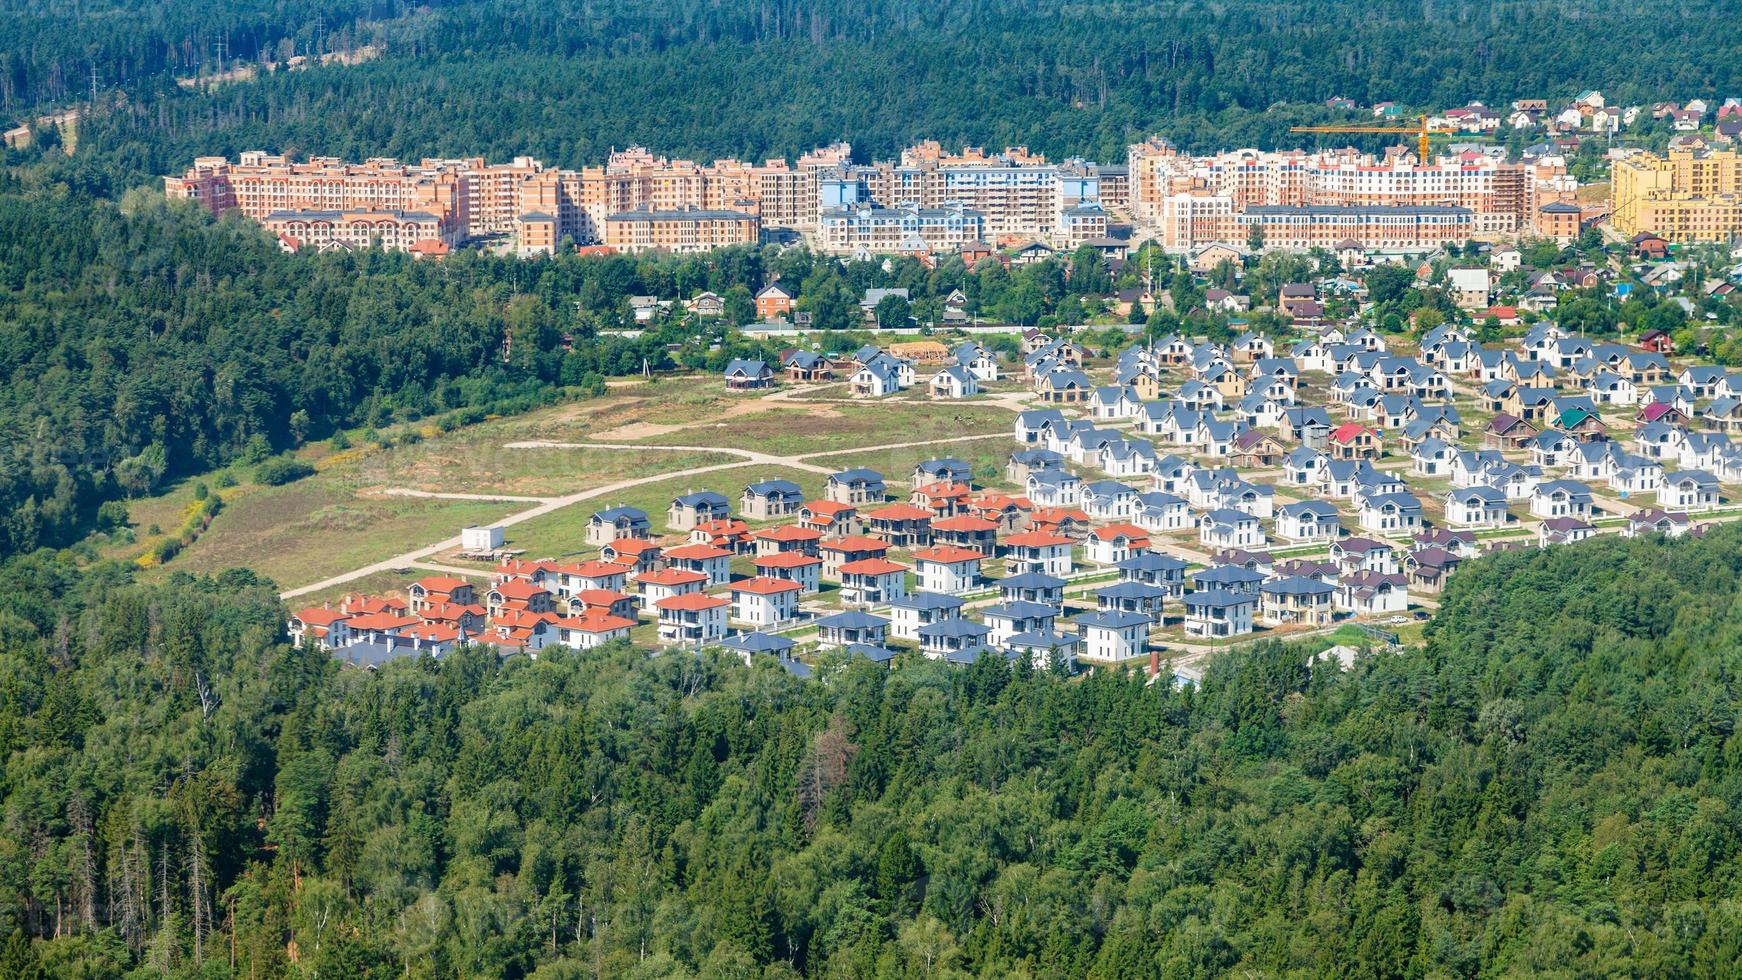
[3,525,1741,976]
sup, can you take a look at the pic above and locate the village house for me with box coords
[888,592,964,642]
[661,542,734,587]
[1182,590,1255,639]
[1074,609,1153,662]
[729,577,803,627]
[741,479,804,520]
[586,506,651,546]
[654,593,730,644]
[723,359,775,391]
[1259,576,1337,627]
[836,556,909,605]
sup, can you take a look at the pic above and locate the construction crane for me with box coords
[1289,114,1457,163]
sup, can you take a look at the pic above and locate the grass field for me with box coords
[639,400,1015,455]
[807,435,1021,489]
[504,465,826,559]
[154,481,523,591]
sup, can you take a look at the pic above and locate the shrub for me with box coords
[254,456,316,486]
[95,500,130,530]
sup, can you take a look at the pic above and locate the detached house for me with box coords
[668,490,731,531]
[723,359,775,391]
[741,479,804,520]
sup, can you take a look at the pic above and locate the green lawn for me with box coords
[506,465,826,560]
[807,435,1019,488]
[641,400,1014,455]
[153,481,523,591]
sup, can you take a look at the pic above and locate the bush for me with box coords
[330,430,352,450]
[95,499,130,530]
[254,456,316,486]
[193,482,208,501]
[214,471,237,489]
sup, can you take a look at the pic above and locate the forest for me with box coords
[3,513,1742,976]
[5,0,1742,195]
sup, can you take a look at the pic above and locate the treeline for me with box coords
[16,0,1742,194]
[4,518,1742,975]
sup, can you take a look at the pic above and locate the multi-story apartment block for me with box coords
[169,140,1109,255]
[818,203,986,254]
[1127,140,1575,250]
[1612,147,1742,242]
[603,209,760,253]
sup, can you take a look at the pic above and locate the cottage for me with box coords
[813,610,891,648]
[887,591,966,642]
[1074,609,1153,662]
[667,490,732,531]
[1085,524,1151,565]
[1443,486,1510,528]
[836,557,909,604]
[662,543,734,587]
[1182,590,1255,639]
[1530,480,1594,519]
[1660,471,1721,512]
[723,359,775,391]
[1003,531,1074,577]
[911,546,984,595]
[741,479,804,520]
[585,506,651,546]
[654,593,730,644]
[1276,500,1342,542]
[1259,576,1337,627]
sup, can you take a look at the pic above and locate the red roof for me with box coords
[656,592,730,611]
[567,560,629,578]
[1330,422,1375,443]
[294,608,350,626]
[1004,531,1071,547]
[413,575,471,594]
[802,500,856,516]
[605,538,663,555]
[912,545,984,565]
[1639,402,1677,421]
[819,535,888,552]
[636,568,709,586]
[492,579,548,600]
[838,558,909,576]
[731,576,803,596]
[664,543,734,561]
[865,503,933,521]
[1090,524,1150,543]
[402,622,461,642]
[913,480,972,498]
[557,609,636,633]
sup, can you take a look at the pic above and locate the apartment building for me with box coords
[818,203,986,254]
[1129,141,1574,249]
[1612,147,1742,242]
[169,139,1114,254]
[602,209,760,253]
[261,209,454,252]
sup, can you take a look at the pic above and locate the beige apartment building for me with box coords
[1127,140,1573,248]
[602,209,759,253]
[1612,147,1742,242]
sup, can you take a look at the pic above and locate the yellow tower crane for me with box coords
[1289,114,1458,162]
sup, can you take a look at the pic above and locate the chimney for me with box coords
[1148,646,1160,679]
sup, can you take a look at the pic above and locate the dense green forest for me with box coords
[3,519,1742,976]
[7,0,1740,194]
